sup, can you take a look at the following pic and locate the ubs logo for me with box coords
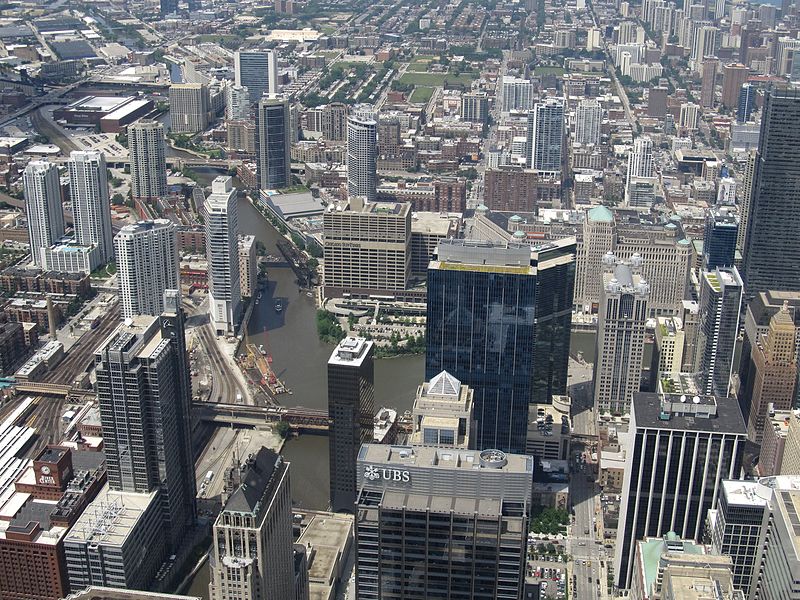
[364,465,411,483]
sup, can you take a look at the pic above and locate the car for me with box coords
[541,582,548,591]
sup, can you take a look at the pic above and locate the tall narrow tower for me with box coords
[347,104,377,201]
[23,160,64,267]
[256,96,291,191]
[128,120,167,201]
[68,150,114,264]
[205,176,241,335]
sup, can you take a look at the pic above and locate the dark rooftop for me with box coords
[633,392,747,435]
[9,499,54,532]
[51,40,95,61]
[223,448,284,515]
[37,446,68,464]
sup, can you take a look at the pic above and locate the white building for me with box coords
[114,219,179,319]
[22,160,64,268]
[227,84,250,120]
[528,97,565,175]
[41,242,102,274]
[238,234,257,298]
[169,83,210,134]
[128,121,167,201]
[205,176,241,335]
[347,104,378,202]
[499,76,534,113]
[574,99,603,145]
[68,150,114,264]
[679,102,701,130]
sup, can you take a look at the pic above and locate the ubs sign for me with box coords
[364,465,410,483]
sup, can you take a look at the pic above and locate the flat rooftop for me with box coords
[721,479,771,508]
[411,212,459,236]
[633,392,747,435]
[297,512,353,587]
[328,336,372,367]
[359,444,533,475]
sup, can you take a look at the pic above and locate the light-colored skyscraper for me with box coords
[256,96,292,191]
[593,254,650,415]
[234,50,278,104]
[500,75,534,113]
[347,104,377,201]
[238,234,256,298]
[528,98,565,174]
[128,120,167,201]
[68,150,114,264]
[22,160,64,267]
[226,84,250,120]
[627,136,654,181]
[574,99,603,145]
[205,176,241,335]
[114,219,179,319]
[695,267,742,398]
[169,83,210,134]
[700,57,718,108]
[209,449,294,600]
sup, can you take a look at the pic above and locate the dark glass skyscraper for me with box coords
[737,83,756,123]
[256,96,291,191]
[741,87,800,300]
[425,238,576,453]
[703,206,738,270]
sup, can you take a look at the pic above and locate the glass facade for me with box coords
[425,242,575,453]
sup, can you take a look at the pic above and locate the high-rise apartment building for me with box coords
[700,57,718,108]
[355,445,534,600]
[256,96,291,190]
[68,150,114,264]
[594,256,649,415]
[322,197,411,298]
[626,136,656,206]
[721,63,749,109]
[347,104,378,201]
[128,120,167,201]
[328,337,375,512]
[169,83,210,134]
[227,84,250,120]
[703,206,738,270]
[742,88,800,300]
[613,392,746,590]
[209,449,295,600]
[745,304,797,444]
[574,99,603,145]
[652,316,685,375]
[461,91,489,123]
[93,297,195,551]
[205,176,241,335]
[708,479,770,597]
[499,75,534,113]
[321,102,348,141]
[528,98,565,175]
[696,267,742,397]
[114,220,179,319]
[737,82,756,123]
[23,160,64,268]
[234,50,278,104]
[426,238,576,453]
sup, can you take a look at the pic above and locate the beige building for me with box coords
[409,370,475,448]
[409,212,459,277]
[322,197,411,298]
[526,395,571,460]
[238,234,257,298]
[746,303,798,444]
[169,83,210,134]
[759,410,794,476]
[653,316,685,374]
[780,410,800,475]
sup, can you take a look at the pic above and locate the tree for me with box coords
[111,193,125,205]
[276,420,291,438]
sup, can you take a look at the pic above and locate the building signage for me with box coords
[365,465,410,483]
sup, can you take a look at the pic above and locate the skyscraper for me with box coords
[695,267,742,397]
[499,75,534,113]
[742,87,800,300]
[23,160,64,268]
[227,84,250,120]
[128,120,167,201]
[347,104,378,201]
[355,445,534,600]
[528,97,565,174]
[114,219,179,319]
[625,136,657,206]
[700,56,718,108]
[721,63,749,109]
[574,98,603,145]
[328,337,375,512]
[234,50,278,104]
[737,82,756,123]
[744,303,797,444]
[593,254,649,415]
[702,206,738,270]
[205,176,241,335]
[209,449,294,600]
[613,391,746,590]
[94,295,196,552]
[461,91,489,124]
[425,238,576,453]
[68,150,114,264]
[256,96,291,191]
[169,83,210,134]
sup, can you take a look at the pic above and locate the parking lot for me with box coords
[527,558,567,598]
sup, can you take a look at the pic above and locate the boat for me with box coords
[258,344,266,356]
[274,300,283,313]
[373,408,398,444]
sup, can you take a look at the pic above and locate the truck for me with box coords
[205,470,214,482]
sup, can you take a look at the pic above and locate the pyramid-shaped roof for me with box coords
[427,370,461,396]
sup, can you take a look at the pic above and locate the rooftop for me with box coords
[636,533,707,596]
[328,337,372,367]
[222,448,284,516]
[633,392,747,435]
[359,444,532,475]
